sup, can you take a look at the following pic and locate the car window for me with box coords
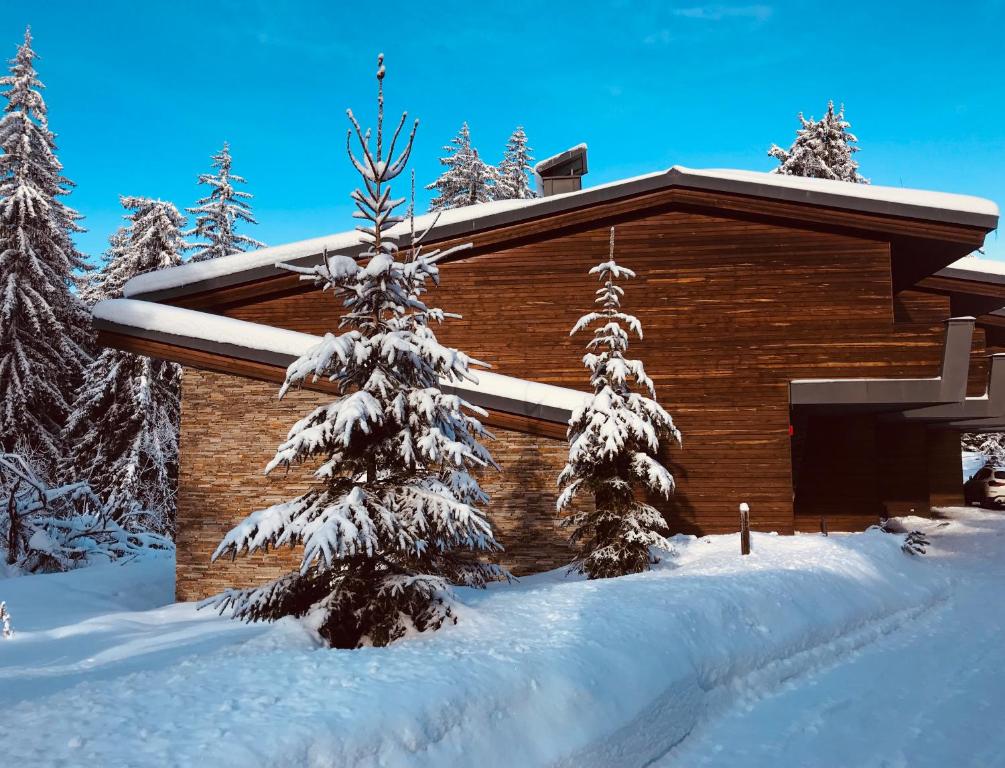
[993,471,1005,481]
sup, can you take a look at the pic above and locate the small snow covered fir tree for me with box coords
[494,126,536,201]
[61,198,186,535]
[0,28,91,471]
[768,101,867,183]
[186,142,264,261]
[210,56,503,648]
[558,228,681,579]
[425,122,495,210]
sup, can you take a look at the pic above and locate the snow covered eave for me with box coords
[92,299,586,426]
[790,317,975,409]
[936,257,1005,288]
[121,166,999,303]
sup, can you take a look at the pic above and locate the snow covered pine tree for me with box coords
[0,28,91,472]
[494,126,537,201]
[61,198,187,536]
[425,122,495,210]
[210,56,503,648]
[768,101,867,183]
[186,142,264,262]
[558,228,682,579]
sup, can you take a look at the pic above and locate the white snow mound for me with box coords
[0,521,955,767]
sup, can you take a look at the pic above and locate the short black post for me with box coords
[820,516,828,537]
[739,502,751,555]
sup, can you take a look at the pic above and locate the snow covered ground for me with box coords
[657,507,1005,768]
[1,510,1002,767]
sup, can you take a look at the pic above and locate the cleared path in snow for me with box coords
[658,507,1005,768]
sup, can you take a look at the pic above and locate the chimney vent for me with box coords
[535,143,588,197]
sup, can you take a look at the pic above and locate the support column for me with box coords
[927,429,964,510]
[877,421,929,517]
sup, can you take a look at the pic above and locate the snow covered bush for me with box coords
[186,142,264,261]
[209,56,503,648]
[558,227,682,579]
[962,432,1005,466]
[0,28,91,473]
[425,122,495,210]
[62,197,186,536]
[0,452,171,573]
[768,101,867,183]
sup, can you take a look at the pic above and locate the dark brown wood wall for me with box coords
[216,208,957,536]
[176,368,576,602]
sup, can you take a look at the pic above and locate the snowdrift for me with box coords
[0,528,946,767]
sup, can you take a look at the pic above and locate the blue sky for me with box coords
[5,1,1004,262]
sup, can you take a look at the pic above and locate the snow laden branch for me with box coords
[558,227,682,579]
[0,452,171,573]
[209,55,504,648]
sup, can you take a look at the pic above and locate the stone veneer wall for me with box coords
[175,368,574,602]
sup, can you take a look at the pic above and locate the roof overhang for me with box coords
[790,317,975,411]
[92,299,585,435]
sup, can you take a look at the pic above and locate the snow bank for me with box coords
[0,526,948,767]
[93,298,589,417]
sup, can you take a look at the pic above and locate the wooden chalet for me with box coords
[92,150,1002,601]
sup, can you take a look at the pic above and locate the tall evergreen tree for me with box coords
[494,126,537,201]
[425,122,495,210]
[211,56,503,648]
[768,101,867,183]
[0,28,91,473]
[558,227,681,579]
[61,197,186,535]
[186,142,264,261]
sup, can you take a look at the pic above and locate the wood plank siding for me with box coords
[208,208,960,539]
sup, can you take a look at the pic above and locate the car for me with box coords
[964,466,1005,507]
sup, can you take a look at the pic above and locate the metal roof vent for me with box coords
[534,143,588,197]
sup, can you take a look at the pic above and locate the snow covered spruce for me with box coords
[0,28,91,472]
[426,122,495,211]
[426,122,537,210]
[186,142,264,262]
[494,126,537,201]
[558,227,682,579]
[62,197,188,536]
[768,100,867,183]
[209,56,504,648]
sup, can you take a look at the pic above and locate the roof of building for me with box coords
[937,256,1005,287]
[92,298,589,423]
[123,165,1000,302]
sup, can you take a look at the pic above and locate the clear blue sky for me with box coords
[5,1,1004,262]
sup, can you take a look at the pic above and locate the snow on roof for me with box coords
[93,298,588,419]
[534,143,589,174]
[937,255,1005,285]
[682,168,999,221]
[123,165,999,301]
